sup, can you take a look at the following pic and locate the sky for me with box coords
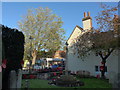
[2,2,118,40]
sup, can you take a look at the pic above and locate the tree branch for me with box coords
[104,48,114,59]
[98,51,104,60]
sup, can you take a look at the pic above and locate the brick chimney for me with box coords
[82,12,92,30]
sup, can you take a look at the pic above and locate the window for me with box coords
[95,66,99,72]
[105,66,107,72]
[95,65,107,72]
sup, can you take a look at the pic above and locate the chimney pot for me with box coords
[84,12,86,17]
[88,12,90,17]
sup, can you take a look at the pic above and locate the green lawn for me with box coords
[22,78,112,88]
[78,78,112,88]
[22,79,59,88]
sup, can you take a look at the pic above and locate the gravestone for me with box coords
[25,80,29,88]
[44,73,49,79]
[17,69,22,88]
[112,73,120,88]
[0,68,1,90]
[0,26,2,90]
[109,71,116,84]
[9,69,22,88]
[9,70,17,88]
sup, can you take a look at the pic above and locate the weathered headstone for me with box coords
[25,80,29,88]
[0,25,2,90]
[113,73,120,88]
[9,70,17,88]
[44,73,49,80]
[17,69,22,88]
[0,69,2,90]
[109,71,116,84]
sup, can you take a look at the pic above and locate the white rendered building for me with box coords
[67,12,119,85]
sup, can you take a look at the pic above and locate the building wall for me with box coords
[106,52,118,79]
[67,50,101,76]
[67,26,82,46]
[67,48,119,79]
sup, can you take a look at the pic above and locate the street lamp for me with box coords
[65,42,69,75]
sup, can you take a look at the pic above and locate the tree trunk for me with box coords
[32,55,37,65]
[98,49,114,79]
[32,49,37,66]
[101,59,106,79]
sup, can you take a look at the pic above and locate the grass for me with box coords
[22,79,59,88]
[78,78,112,88]
[22,78,112,88]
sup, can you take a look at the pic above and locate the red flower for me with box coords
[38,69,41,71]
[23,74,27,79]
[2,59,7,68]
[53,72,56,76]
[59,71,63,74]
[100,66,104,71]
[29,75,36,79]
[96,74,100,78]
[0,66,2,72]
[2,59,7,64]
[52,78,56,81]
[21,60,24,65]
[29,75,34,79]
[101,61,105,64]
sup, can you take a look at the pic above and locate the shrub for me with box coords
[57,75,77,82]
[76,70,90,78]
